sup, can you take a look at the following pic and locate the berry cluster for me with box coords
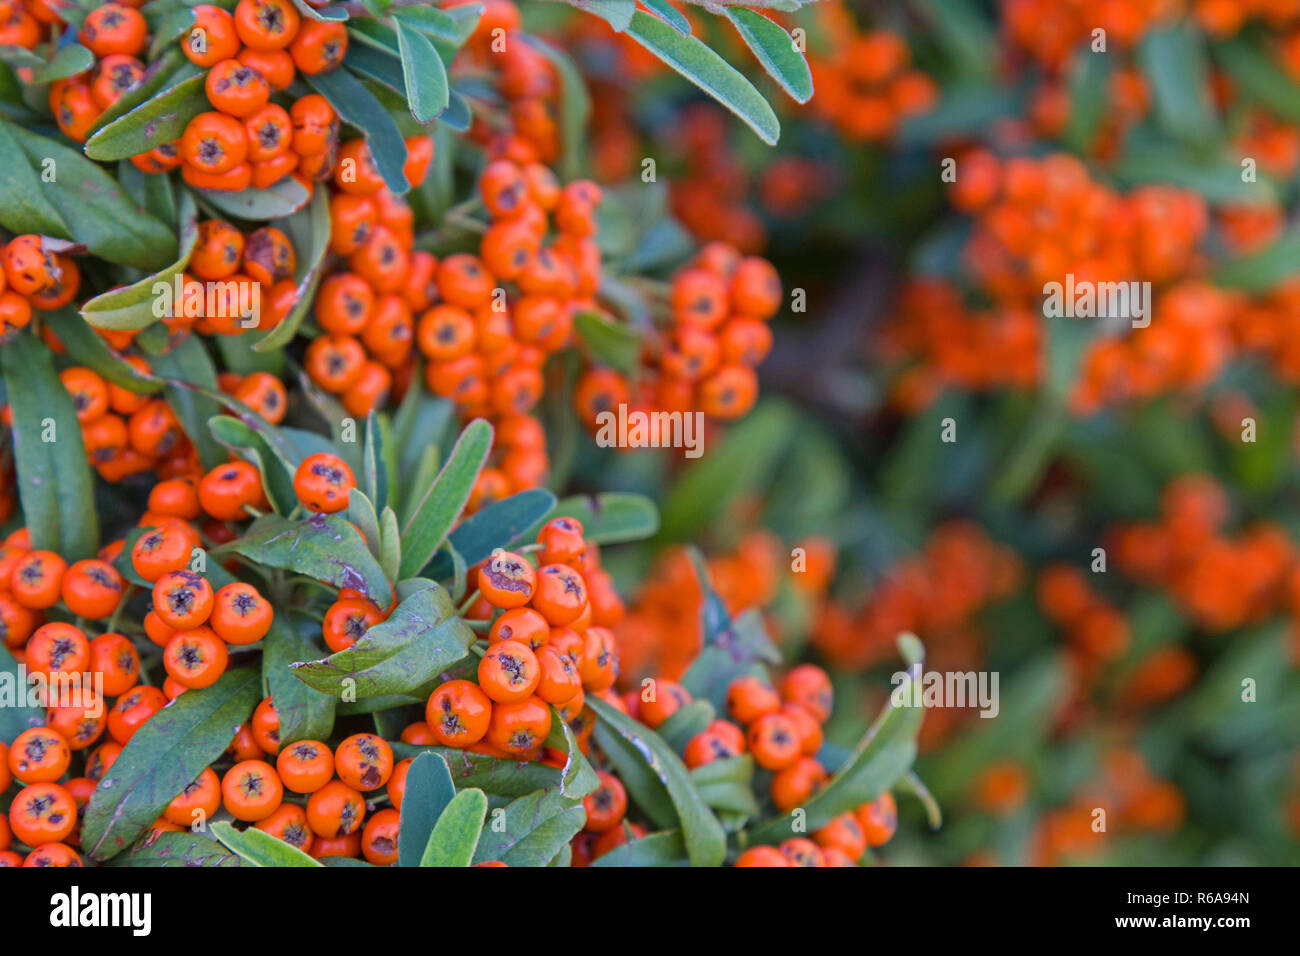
[574,243,779,432]
[48,2,150,142]
[808,11,937,142]
[129,2,348,190]
[1,235,81,338]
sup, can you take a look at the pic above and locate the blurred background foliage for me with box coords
[526,0,1300,865]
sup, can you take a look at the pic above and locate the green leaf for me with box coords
[390,378,454,489]
[574,0,636,32]
[42,307,163,394]
[1,333,99,560]
[658,699,714,753]
[1214,33,1300,123]
[149,334,227,470]
[0,119,70,238]
[3,122,178,270]
[349,487,383,558]
[587,695,727,866]
[395,18,449,122]
[544,706,601,798]
[0,644,43,745]
[192,177,313,220]
[420,788,487,866]
[423,488,557,577]
[263,612,337,745]
[105,831,243,867]
[212,820,323,866]
[573,309,640,374]
[119,157,179,225]
[546,493,660,544]
[253,187,331,350]
[146,9,199,65]
[291,580,473,697]
[379,506,402,583]
[624,9,779,145]
[391,5,462,43]
[80,189,200,332]
[397,751,456,866]
[721,7,812,103]
[344,41,406,94]
[82,668,261,861]
[1062,45,1110,153]
[1213,225,1300,291]
[307,66,410,194]
[1138,22,1217,145]
[590,829,690,866]
[1113,147,1277,204]
[642,0,690,33]
[657,399,796,540]
[691,755,758,818]
[681,604,780,713]
[361,409,388,514]
[84,71,207,161]
[209,415,297,516]
[95,52,197,133]
[218,513,394,607]
[293,0,349,20]
[393,743,568,797]
[0,42,94,84]
[399,418,492,578]
[470,787,585,866]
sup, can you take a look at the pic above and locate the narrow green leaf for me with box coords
[395,18,449,122]
[420,788,487,866]
[397,751,456,866]
[470,788,585,866]
[1139,22,1217,145]
[690,754,758,818]
[354,492,387,567]
[307,66,410,194]
[149,334,227,469]
[82,668,261,861]
[84,72,208,161]
[263,612,337,745]
[379,506,402,583]
[722,7,812,103]
[573,310,640,373]
[574,0,636,32]
[543,706,601,798]
[5,122,178,270]
[546,493,660,544]
[590,829,690,866]
[1,333,99,560]
[423,488,557,577]
[219,512,393,605]
[0,119,69,238]
[212,821,322,866]
[0,644,43,745]
[1214,34,1300,122]
[80,189,200,332]
[42,307,163,394]
[192,177,313,220]
[399,418,492,578]
[587,696,727,867]
[624,9,779,145]
[291,580,473,697]
[105,831,243,867]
